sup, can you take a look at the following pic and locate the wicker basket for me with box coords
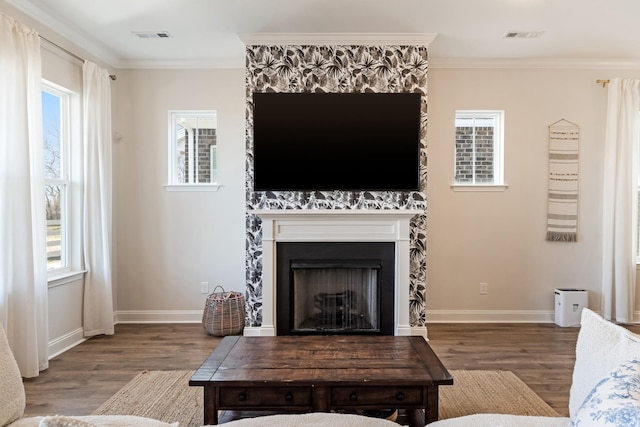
[202,286,245,336]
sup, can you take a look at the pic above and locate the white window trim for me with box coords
[451,184,508,192]
[43,79,83,281]
[167,110,219,190]
[43,82,70,274]
[164,184,221,192]
[452,110,505,188]
[48,270,86,289]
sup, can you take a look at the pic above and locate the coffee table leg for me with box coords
[406,409,425,427]
[204,386,218,425]
[425,385,439,423]
[312,386,330,412]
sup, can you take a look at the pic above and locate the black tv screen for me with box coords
[252,92,421,192]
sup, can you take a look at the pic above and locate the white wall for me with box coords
[426,66,640,322]
[45,64,640,327]
[113,65,640,325]
[112,68,246,322]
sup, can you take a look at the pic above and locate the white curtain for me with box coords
[0,13,49,377]
[82,61,114,337]
[602,78,640,324]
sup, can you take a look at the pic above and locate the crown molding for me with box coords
[7,0,119,68]
[238,32,438,47]
[117,58,246,70]
[122,55,640,71]
[428,57,640,70]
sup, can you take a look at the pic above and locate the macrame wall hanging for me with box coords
[546,119,580,242]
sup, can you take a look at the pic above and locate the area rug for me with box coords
[92,370,559,426]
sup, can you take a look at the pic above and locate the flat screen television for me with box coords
[252,92,421,192]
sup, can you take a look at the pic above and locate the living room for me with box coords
[3,0,640,425]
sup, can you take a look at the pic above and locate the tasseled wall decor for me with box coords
[546,119,580,242]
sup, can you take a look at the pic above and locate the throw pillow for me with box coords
[569,309,640,418]
[570,359,640,427]
[0,323,26,427]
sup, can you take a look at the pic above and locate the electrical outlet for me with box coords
[200,282,209,294]
[479,282,488,295]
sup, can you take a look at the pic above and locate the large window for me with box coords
[42,85,70,271]
[454,110,505,187]
[42,80,80,277]
[167,110,218,189]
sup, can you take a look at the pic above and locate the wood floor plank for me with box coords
[22,322,640,419]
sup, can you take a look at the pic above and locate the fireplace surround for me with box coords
[243,43,430,333]
[245,209,427,337]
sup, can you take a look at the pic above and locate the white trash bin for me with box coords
[554,288,588,327]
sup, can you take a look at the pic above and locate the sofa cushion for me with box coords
[38,416,95,427]
[0,324,26,427]
[569,308,640,418]
[426,414,569,427]
[8,416,178,427]
[219,413,399,426]
[570,358,640,426]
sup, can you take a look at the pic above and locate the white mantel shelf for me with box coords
[250,209,423,242]
[245,209,427,338]
[250,209,423,217]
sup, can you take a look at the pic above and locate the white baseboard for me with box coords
[48,309,630,359]
[427,309,556,323]
[107,309,640,329]
[114,309,558,326]
[242,326,274,336]
[48,327,86,359]
[115,310,203,323]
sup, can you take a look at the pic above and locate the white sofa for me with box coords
[428,308,640,427]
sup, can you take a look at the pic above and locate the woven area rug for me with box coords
[92,369,559,426]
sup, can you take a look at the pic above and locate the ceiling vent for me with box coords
[132,31,173,39]
[503,31,544,39]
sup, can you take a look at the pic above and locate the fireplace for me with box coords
[245,209,427,337]
[276,242,395,335]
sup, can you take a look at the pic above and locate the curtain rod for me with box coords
[39,36,117,81]
[596,79,609,88]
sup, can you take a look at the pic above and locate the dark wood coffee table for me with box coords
[189,335,453,426]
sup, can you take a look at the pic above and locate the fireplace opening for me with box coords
[292,261,380,333]
[276,242,395,335]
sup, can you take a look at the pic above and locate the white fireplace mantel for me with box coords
[244,209,427,338]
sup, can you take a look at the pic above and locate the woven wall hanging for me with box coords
[546,119,580,242]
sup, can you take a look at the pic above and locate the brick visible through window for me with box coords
[454,111,504,186]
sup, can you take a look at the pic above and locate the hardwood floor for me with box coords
[22,322,640,419]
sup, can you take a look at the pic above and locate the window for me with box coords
[167,110,219,190]
[42,85,70,271]
[454,110,505,188]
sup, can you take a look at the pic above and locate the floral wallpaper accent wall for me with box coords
[245,44,429,329]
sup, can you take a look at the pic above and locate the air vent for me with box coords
[132,31,172,39]
[503,31,544,39]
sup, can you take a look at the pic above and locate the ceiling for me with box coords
[6,0,640,69]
